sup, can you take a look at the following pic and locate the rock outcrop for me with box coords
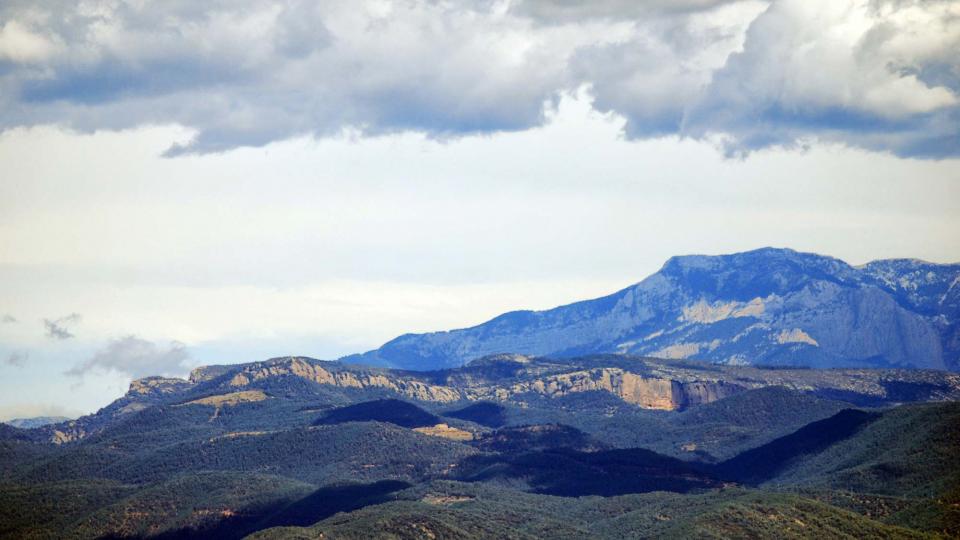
[412,423,474,441]
[183,390,268,407]
[36,354,960,444]
[226,357,462,402]
[217,357,740,411]
[128,376,194,396]
[479,368,739,410]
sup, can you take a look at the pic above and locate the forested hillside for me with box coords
[1,353,958,538]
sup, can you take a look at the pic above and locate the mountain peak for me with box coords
[662,246,798,267]
[660,247,852,274]
[343,248,960,371]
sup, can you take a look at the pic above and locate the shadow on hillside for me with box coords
[456,446,723,497]
[452,408,885,497]
[98,479,411,540]
[312,399,439,428]
[714,409,880,484]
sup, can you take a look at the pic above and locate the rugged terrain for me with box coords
[33,354,960,446]
[344,248,960,371]
[4,248,960,539]
[1,353,959,538]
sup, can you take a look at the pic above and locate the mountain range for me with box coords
[28,353,960,447]
[3,247,960,539]
[343,248,960,372]
[2,353,959,538]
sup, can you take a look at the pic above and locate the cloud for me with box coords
[679,0,960,157]
[43,313,81,340]
[66,336,190,379]
[0,19,61,63]
[0,1,572,156]
[4,351,27,367]
[1,314,16,323]
[508,0,744,22]
[0,403,81,423]
[0,0,956,157]
[570,1,767,138]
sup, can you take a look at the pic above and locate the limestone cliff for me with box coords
[37,354,960,444]
[226,357,462,402]
[128,376,194,396]
[219,357,738,411]
[476,367,739,410]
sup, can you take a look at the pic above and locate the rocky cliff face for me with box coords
[213,356,734,410]
[481,367,740,410]
[128,376,194,396]
[225,357,462,402]
[34,354,960,444]
[343,248,960,371]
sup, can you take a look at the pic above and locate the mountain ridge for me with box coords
[32,354,960,446]
[341,248,960,371]
[4,353,958,538]
[4,248,958,539]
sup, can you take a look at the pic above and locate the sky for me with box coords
[0,0,958,420]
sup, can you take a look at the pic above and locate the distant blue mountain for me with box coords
[342,248,960,371]
[4,416,70,429]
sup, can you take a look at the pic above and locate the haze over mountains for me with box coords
[344,248,960,372]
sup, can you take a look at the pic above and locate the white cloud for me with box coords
[1,1,586,155]
[66,336,190,379]
[0,20,60,63]
[508,0,746,21]
[571,1,767,136]
[682,0,959,156]
[0,0,955,156]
